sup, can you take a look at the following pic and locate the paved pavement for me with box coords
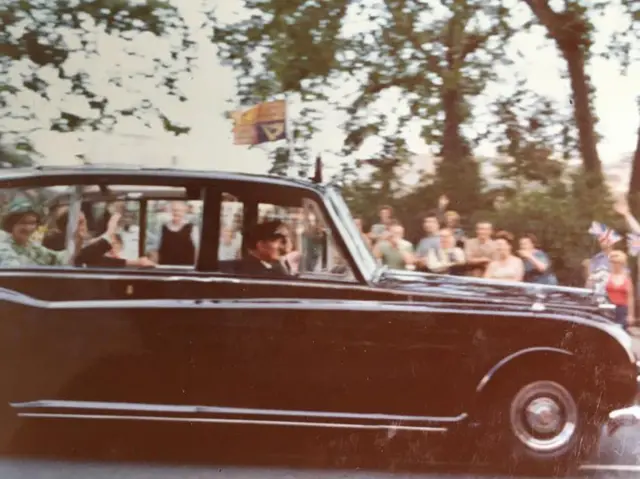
[0,458,638,479]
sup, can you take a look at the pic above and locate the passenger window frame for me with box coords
[202,182,360,284]
[0,175,208,274]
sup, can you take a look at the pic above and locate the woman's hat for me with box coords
[2,196,41,232]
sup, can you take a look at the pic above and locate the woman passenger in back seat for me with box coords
[44,210,155,268]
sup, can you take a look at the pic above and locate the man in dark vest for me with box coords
[149,201,200,266]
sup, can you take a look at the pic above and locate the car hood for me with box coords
[374,268,615,322]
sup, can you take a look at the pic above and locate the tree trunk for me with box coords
[628,125,640,216]
[440,87,465,164]
[629,126,640,193]
[522,0,603,183]
[563,46,602,180]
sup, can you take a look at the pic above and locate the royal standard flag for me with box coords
[231,100,287,146]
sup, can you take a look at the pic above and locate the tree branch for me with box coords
[522,0,561,35]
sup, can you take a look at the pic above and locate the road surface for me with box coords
[0,458,638,479]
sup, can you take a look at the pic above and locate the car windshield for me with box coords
[326,187,378,280]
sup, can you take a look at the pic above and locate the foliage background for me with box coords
[1,0,639,287]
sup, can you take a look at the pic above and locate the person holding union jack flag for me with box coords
[613,197,640,331]
[584,221,624,296]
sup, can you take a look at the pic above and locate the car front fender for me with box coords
[475,346,574,395]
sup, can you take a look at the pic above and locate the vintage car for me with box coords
[0,164,638,474]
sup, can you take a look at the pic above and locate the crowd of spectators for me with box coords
[358,198,558,286]
[357,195,640,330]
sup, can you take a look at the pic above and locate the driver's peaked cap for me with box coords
[244,220,286,249]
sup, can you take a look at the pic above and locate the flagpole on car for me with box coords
[284,92,295,174]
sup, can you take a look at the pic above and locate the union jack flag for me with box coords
[627,233,640,256]
[588,221,621,246]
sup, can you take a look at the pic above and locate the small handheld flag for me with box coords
[627,233,640,256]
[587,221,621,246]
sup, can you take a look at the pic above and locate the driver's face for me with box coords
[277,227,291,254]
[256,238,281,262]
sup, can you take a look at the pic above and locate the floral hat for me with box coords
[2,196,41,232]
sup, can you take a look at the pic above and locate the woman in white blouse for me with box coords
[484,231,524,281]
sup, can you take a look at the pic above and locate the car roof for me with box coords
[0,165,325,194]
[44,184,191,207]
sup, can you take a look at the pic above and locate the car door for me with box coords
[183,299,381,427]
[0,177,204,428]
[0,297,191,422]
[182,296,474,439]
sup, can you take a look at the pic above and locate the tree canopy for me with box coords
[214,0,637,188]
[1,0,196,155]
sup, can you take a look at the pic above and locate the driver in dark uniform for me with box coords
[236,220,290,277]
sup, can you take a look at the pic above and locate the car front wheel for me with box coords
[481,378,600,475]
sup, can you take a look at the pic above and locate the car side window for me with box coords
[214,193,355,283]
[0,185,77,268]
[0,183,204,271]
[299,199,355,281]
[144,198,204,268]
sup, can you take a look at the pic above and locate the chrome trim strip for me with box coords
[0,270,381,293]
[0,270,602,312]
[0,283,612,328]
[16,413,448,432]
[11,400,466,425]
[579,465,640,472]
[1,294,577,319]
[475,347,574,393]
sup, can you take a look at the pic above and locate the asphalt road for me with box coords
[0,458,638,479]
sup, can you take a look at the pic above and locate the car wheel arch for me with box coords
[471,347,590,418]
[463,348,604,473]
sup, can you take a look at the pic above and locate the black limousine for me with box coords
[0,164,638,474]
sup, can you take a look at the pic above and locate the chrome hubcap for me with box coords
[510,381,578,453]
[526,397,562,434]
